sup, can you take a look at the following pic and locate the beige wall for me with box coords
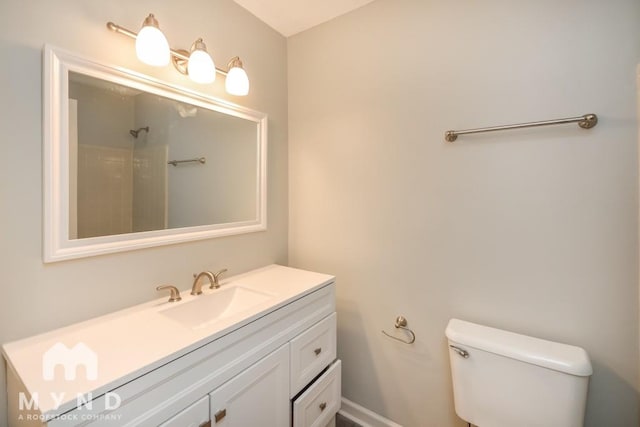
[288,1,640,426]
[0,0,287,424]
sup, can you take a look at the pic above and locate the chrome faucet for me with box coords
[191,271,215,295]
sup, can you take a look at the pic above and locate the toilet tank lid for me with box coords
[445,319,593,376]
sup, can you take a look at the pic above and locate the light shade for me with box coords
[135,14,170,66]
[188,39,216,84]
[225,57,249,96]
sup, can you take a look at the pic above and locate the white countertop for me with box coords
[2,264,334,417]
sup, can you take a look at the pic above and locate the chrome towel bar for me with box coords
[445,113,598,142]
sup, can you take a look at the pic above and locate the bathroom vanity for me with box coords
[3,265,340,427]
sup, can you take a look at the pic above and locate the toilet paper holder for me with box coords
[382,315,416,344]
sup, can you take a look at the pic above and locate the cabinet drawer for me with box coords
[290,313,337,396]
[293,360,341,427]
[159,396,209,427]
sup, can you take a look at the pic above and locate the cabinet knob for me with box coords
[314,347,322,356]
[214,409,227,423]
[319,402,327,411]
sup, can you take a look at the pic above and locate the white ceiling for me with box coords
[232,0,376,37]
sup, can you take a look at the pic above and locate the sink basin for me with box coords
[159,286,273,329]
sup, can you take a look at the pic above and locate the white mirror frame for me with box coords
[43,45,267,263]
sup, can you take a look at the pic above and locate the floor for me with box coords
[336,412,363,427]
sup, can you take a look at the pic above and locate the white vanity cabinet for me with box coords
[3,265,339,427]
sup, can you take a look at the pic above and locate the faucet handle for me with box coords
[211,269,228,289]
[156,285,182,302]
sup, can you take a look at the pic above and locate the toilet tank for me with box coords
[445,319,592,427]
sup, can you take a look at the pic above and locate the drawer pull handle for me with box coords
[314,347,322,356]
[199,422,212,427]
[319,402,327,411]
[214,409,226,423]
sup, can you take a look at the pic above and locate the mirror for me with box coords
[44,45,267,262]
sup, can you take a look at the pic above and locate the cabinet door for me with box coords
[209,344,289,426]
[158,395,209,427]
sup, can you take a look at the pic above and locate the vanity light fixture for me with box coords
[186,38,216,84]
[107,14,250,95]
[225,57,250,96]
[134,14,170,66]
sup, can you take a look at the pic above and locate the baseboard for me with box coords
[338,397,403,427]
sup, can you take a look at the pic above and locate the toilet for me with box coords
[445,319,592,427]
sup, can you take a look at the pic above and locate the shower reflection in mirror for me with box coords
[69,71,257,240]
